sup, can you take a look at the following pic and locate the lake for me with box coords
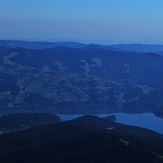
[0,106,162,134]
[58,113,163,134]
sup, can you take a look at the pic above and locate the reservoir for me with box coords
[58,113,163,134]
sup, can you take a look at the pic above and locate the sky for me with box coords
[0,0,163,44]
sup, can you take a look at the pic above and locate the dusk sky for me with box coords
[1,0,163,44]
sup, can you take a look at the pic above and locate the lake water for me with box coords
[0,106,162,134]
[58,113,163,134]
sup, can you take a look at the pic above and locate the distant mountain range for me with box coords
[0,40,87,49]
[0,40,163,117]
[109,44,163,53]
[1,40,163,54]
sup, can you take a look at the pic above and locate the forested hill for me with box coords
[0,43,163,116]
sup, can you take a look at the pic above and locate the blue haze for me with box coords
[1,0,163,44]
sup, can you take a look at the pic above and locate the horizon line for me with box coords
[0,39,163,46]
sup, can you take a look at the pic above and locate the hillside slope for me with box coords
[0,45,163,116]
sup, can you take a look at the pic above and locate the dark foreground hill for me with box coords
[0,113,60,133]
[0,115,162,163]
[0,42,163,117]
